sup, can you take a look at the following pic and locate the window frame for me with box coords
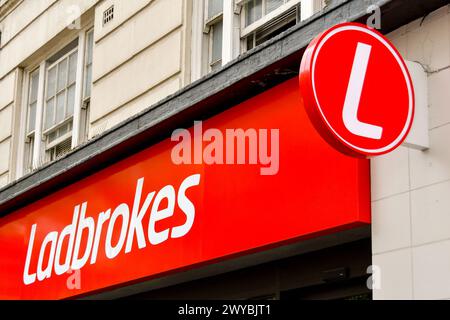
[17,26,94,178]
[240,0,301,39]
[208,19,223,71]
[25,68,40,138]
[21,67,41,175]
[203,0,224,72]
[45,122,73,151]
[83,28,94,102]
[193,1,322,79]
[42,46,78,136]
[204,0,224,26]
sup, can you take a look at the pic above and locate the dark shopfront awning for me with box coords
[0,0,447,215]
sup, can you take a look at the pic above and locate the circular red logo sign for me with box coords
[299,22,415,157]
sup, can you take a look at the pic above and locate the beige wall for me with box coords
[0,0,192,186]
[0,69,17,188]
[0,0,98,187]
[0,0,97,78]
[372,5,450,300]
[89,0,191,136]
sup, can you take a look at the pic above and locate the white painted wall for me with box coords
[372,4,450,300]
[90,0,187,136]
[0,0,190,186]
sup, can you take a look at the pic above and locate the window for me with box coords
[245,0,263,26]
[196,0,304,77]
[242,0,300,51]
[80,29,94,145]
[47,130,72,161]
[27,71,39,135]
[84,29,94,99]
[21,28,94,176]
[208,0,223,19]
[23,69,39,174]
[245,0,287,26]
[42,40,78,162]
[44,48,77,133]
[204,0,223,71]
[209,20,223,70]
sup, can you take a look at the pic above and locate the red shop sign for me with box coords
[0,78,370,299]
[300,22,415,157]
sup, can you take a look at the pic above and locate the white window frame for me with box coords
[222,0,240,64]
[203,0,225,72]
[83,28,94,102]
[21,67,40,175]
[191,0,323,79]
[45,125,73,150]
[16,27,93,178]
[204,0,224,27]
[193,0,239,74]
[78,28,94,146]
[240,0,301,38]
[42,46,78,136]
[190,0,206,81]
[300,0,324,21]
[208,19,223,71]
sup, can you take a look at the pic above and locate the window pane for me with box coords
[84,30,94,98]
[57,59,68,91]
[86,31,94,65]
[68,52,78,85]
[84,64,92,98]
[28,70,39,134]
[45,97,55,130]
[25,135,34,173]
[28,102,36,133]
[56,92,65,123]
[246,0,262,26]
[48,130,57,143]
[246,35,255,50]
[255,15,296,46]
[67,84,75,116]
[211,20,223,64]
[59,123,69,136]
[266,0,284,13]
[208,0,223,19]
[29,71,39,103]
[47,67,57,98]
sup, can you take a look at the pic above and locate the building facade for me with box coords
[0,0,449,300]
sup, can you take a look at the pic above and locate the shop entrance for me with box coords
[125,239,372,300]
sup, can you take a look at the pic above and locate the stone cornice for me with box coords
[0,0,22,21]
